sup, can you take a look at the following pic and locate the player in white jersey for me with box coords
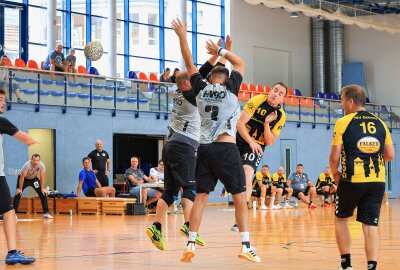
[0,89,38,265]
[172,18,260,263]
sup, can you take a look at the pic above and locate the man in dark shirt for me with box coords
[88,140,111,187]
[0,89,37,265]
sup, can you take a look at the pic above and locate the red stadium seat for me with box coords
[4,57,12,66]
[248,83,256,92]
[149,73,158,82]
[240,83,248,91]
[27,60,39,69]
[238,91,251,101]
[77,65,87,74]
[256,85,264,93]
[14,58,26,68]
[287,88,294,96]
[138,72,148,81]
[265,85,271,93]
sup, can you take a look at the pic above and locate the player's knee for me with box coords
[160,192,178,206]
[182,187,195,203]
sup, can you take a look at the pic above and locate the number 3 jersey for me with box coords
[189,70,243,144]
[331,110,393,183]
[236,94,286,150]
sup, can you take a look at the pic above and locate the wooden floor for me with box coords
[1,200,400,269]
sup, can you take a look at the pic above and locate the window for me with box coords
[197,34,217,65]
[130,22,140,46]
[197,3,221,36]
[72,14,86,49]
[28,44,48,63]
[71,0,86,14]
[91,0,108,18]
[130,57,160,74]
[129,1,159,24]
[165,29,192,62]
[28,7,48,44]
[148,14,158,46]
[91,17,109,52]
[116,20,124,54]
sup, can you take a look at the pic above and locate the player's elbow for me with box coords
[384,148,395,162]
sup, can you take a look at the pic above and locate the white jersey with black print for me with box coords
[189,70,243,144]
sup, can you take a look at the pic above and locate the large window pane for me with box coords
[199,0,221,5]
[197,34,217,64]
[28,7,47,44]
[116,0,125,20]
[130,57,159,74]
[91,17,109,52]
[129,1,159,24]
[117,55,125,78]
[129,23,159,58]
[92,52,109,76]
[116,20,124,54]
[4,8,20,59]
[56,11,65,45]
[164,1,192,30]
[28,44,48,63]
[74,49,86,68]
[197,3,221,36]
[165,29,192,62]
[72,14,86,48]
[91,0,108,18]
[71,0,86,14]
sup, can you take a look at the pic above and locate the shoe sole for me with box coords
[238,253,261,263]
[145,229,166,251]
[5,260,35,265]
[178,230,206,246]
[180,251,195,263]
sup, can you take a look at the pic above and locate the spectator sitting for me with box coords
[0,55,26,103]
[287,164,317,208]
[272,166,293,209]
[43,44,67,75]
[159,68,171,83]
[149,159,164,183]
[125,156,162,206]
[315,167,337,207]
[65,48,77,82]
[76,157,116,197]
[170,68,180,83]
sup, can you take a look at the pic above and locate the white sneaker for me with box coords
[43,213,53,219]
[283,202,293,209]
[231,223,239,232]
[181,242,196,263]
[260,205,268,210]
[238,244,261,263]
[272,204,280,210]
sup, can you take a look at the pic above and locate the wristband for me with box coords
[218,48,229,57]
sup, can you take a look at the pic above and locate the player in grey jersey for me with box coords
[172,18,260,263]
[146,41,229,250]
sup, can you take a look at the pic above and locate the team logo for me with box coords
[102,153,106,156]
[247,102,254,109]
[357,136,380,154]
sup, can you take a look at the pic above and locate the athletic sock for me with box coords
[269,196,275,206]
[153,222,161,231]
[340,254,351,269]
[260,197,265,206]
[324,191,329,201]
[367,261,377,270]
[8,250,17,254]
[240,231,250,243]
[188,231,197,242]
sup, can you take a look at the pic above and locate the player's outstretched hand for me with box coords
[171,18,187,38]
[225,35,232,51]
[206,39,220,56]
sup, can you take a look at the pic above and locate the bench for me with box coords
[16,197,34,214]
[33,197,55,214]
[101,197,137,215]
[55,198,77,214]
[77,197,102,215]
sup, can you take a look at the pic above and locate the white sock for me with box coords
[240,231,250,243]
[269,197,275,206]
[260,197,265,206]
[189,231,197,242]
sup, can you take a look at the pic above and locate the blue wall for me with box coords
[3,104,399,202]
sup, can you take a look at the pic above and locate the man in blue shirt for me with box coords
[77,157,115,197]
[43,44,67,73]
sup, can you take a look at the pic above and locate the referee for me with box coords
[329,85,394,270]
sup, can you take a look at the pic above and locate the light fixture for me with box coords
[290,12,299,18]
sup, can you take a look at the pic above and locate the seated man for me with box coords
[125,156,161,206]
[43,44,67,73]
[287,164,317,208]
[0,55,26,103]
[316,167,337,207]
[76,157,116,197]
[149,159,164,183]
[250,165,276,210]
[272,166,293,209]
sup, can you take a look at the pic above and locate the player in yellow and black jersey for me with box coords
[329,85,394,270]
[250,165,272,210]
[315,167,337,207]
[236,83,287,203]
[271,166,293,209]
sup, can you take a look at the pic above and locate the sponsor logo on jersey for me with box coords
[357,136,380,154]
[202,89,226,101]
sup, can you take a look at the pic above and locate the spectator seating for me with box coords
[88,66,99,75]
[138,72,148,81]
[77,65,88,74]
[14,58,26,68]
[27,60,39,69]
[127,71,138,79]
[149,73,158,82]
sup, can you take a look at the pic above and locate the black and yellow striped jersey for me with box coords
[252,171,272,188]
[331,111,393,183]
[272,173,287,186]
[237,94,286,146]
[315,173,334,188]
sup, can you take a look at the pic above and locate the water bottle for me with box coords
[69,209,73,217]
[252,200,257,210]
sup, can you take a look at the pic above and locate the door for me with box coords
[280,139,297,176]
[0,3,24,59]
[27,129,56,194]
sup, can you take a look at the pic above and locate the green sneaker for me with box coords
[146,225,166,251]
[179,224,206,246]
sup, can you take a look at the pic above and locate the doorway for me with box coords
[27,129,56,194]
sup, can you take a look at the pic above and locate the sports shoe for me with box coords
[43,213,53,219]
[146,225,166,250]
[231,223,239,232]
[308,203,317,209]
[260,205,268,210]
[181,242,195,263]
[324,202,330,208]
[238,244,261,263]
[272,204,281,210]
[337,267,353,270]
[179,224,206,246]
[283,202,293,209]
[5,250,35,265]
[294,200,299,208]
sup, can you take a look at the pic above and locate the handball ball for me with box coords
[84,41,103,61]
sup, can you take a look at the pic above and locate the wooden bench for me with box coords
[33,197,55,214]
[16,197,34,214]
[101,198,137,215]
[383,191,392,205]
[77,197,102,215]
[55,198,77,214]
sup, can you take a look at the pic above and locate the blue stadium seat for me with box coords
[127,71,138,79]
[88,66,99,76]
[317,92,326,99]
[294,89,302,96]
